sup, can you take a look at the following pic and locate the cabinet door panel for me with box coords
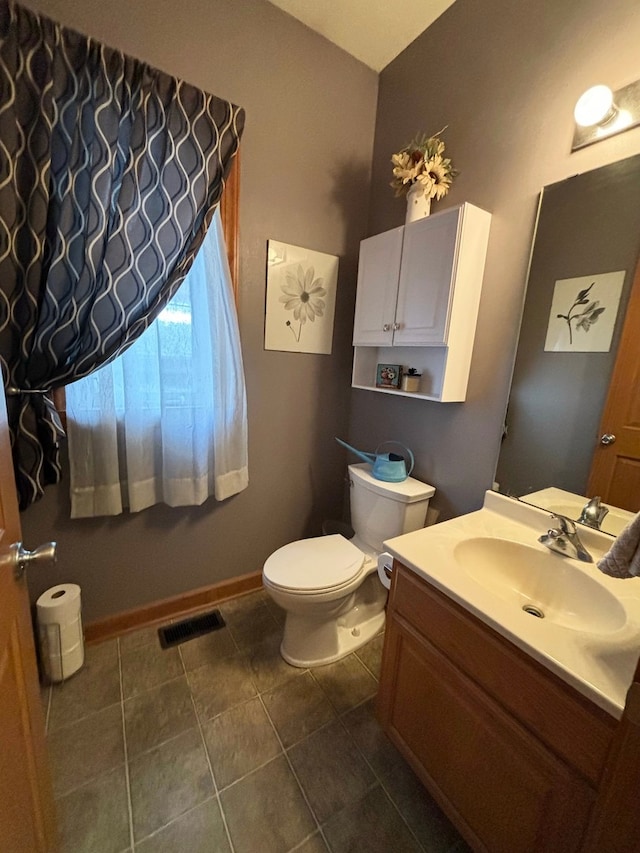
[352,227,403,346]
[388,624,593,853]
[392,564,615,785]
[394,208,459,345]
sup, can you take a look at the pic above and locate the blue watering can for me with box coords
[335,438,414,483]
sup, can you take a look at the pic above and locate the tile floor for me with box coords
[41,590,469,853]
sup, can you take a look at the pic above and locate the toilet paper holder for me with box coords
[377,552,394,590]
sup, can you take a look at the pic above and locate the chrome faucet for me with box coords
[539,514,593,563]
[578,495,609,530]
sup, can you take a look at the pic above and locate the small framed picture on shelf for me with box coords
[375,363,402,389]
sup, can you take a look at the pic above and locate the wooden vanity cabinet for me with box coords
[377,563,618,853]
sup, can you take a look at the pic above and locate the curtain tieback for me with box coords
[5,386,51,396]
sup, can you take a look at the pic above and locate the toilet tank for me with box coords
[348,463,435,552]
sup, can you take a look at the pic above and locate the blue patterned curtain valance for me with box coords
[0,0,244,508]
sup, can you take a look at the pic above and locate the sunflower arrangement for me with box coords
[390,128,458,201]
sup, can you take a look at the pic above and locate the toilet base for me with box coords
[279,609,385,668]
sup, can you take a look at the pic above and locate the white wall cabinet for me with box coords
[352,202,491,402]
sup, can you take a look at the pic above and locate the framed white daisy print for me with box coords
[264,240,339,354]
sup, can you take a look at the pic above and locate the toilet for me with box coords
[262,462,435,667]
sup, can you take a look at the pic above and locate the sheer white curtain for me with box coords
[66,210,248,518]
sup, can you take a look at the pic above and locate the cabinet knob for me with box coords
[382,323,391,332]
[393,322,401,331]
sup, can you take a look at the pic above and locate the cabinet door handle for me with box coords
[393,322,401,331]
[382,323,391,332]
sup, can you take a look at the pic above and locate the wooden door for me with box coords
[587,254,640,511]
[0,385,57,851]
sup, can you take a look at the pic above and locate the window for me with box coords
[65,162,248,518]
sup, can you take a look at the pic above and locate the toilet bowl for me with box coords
[262,463,435,667]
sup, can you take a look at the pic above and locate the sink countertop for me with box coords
[383,490,640,719]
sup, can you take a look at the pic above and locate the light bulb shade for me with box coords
[572,78,640,151]
[574,85,614,128]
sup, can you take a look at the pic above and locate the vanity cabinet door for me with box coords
[379,617,594,853]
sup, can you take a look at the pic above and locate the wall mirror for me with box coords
[495,152,640,537]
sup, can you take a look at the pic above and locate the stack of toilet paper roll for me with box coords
[36,584,84,683]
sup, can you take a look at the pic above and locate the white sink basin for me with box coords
[383,490,640,718]
[454,537,626,634]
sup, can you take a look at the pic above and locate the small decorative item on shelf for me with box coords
[376,363,402,389]
[390,128,458,224]
[401,367,422,393]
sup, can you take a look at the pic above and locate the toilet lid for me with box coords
[263,535,365,592]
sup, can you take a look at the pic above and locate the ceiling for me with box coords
[267,0,456,72]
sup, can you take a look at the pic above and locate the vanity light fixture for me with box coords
[574,85,616,128]
[572,78,640,151]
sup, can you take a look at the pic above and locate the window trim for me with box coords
[220,152,240,299]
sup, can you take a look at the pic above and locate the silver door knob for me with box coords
[600,434,616,446]
[0,541,57,580]
[392,322,401,331]
[382,323,391,332]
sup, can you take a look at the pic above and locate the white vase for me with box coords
[405,185,431,224]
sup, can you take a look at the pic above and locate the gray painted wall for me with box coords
[352,0,640,522]
[20,0,378,621]
[17,0,640,623]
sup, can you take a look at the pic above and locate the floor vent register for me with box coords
[158,609,226,649]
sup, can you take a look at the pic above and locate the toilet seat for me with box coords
[263,534,365,593]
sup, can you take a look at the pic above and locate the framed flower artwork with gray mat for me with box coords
[544,271,625,352]
[264,240,339,354]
